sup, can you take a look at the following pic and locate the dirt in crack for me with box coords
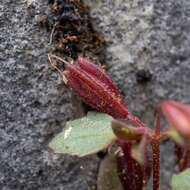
[37,0,107,117]
[46,0,105,60]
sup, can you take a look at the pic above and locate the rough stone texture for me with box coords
[0,1,98,190]
[1,0,190,190]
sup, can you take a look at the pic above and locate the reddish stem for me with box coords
[155,112,161,135]
[117,141,144,190]
[127,113,146,128]
[151,113,161,190]
[151,140,160,190]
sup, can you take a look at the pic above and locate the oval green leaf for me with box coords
[49,112,116,157]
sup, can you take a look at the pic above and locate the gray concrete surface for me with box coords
[0,1,98,190]
[0,0,190,190]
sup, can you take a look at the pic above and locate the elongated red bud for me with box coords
[161,100,190,137]
[64,57,129,118]
[76,56,121,96]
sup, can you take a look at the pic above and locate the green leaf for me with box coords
[49,112,116,157]
[97,155,123,190]
[172,169,190,190]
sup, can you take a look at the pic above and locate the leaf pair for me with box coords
[49,112,151,190]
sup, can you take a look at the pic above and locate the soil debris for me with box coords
[47,0,105,59]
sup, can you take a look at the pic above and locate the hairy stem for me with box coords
[117,141,144,190]
[152,140,160,190]
[151,113,161,190]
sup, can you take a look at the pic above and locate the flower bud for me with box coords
[64,57,129,118]
[161,100,190,137]
[76,56,121,96]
